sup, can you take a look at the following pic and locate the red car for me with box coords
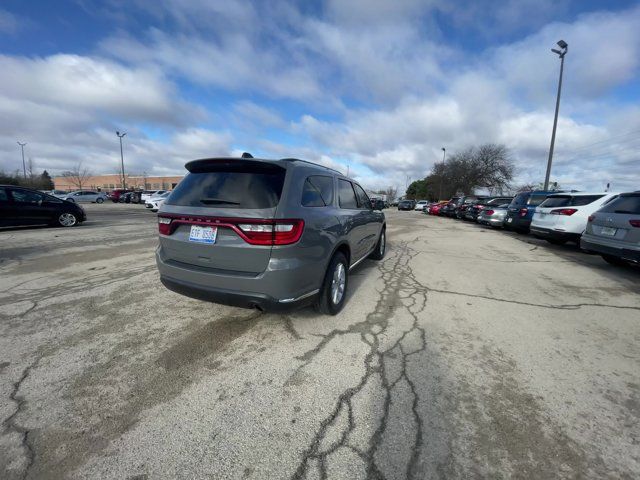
[428,201,448,215]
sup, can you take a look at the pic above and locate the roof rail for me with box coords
[279,158,344,176]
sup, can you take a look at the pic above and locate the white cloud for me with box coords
[0,8,21,34]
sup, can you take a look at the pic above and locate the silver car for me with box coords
[155,156,386,314]
[58,190,108,203]
[580,192,640,266]
[477,203,510,228]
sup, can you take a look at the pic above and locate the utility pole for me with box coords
[544,40,568,191]
[346,165,350,177]
[17,142,27,178]
[439,147,446,200]
[116,131,127,189]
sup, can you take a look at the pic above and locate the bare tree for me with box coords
[384,186,398,202]
[62,162,93,191]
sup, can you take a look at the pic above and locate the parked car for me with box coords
[439,197,460,217]
[580,191,640,266]
[504,190,560,233]
[0,185,86,228]
[371,198,386,210]
[398,200,415,211]
[141,190,167,203]
[477,203,511,228]
[530,192,619,245]
[56,190,108,204]
[428,201,448,215]
[156,156,386,315]
[414,200,429,211]
[146,192,171,212]
[465,197,513,222]
[108,188,133,203]
[454,196,483,219]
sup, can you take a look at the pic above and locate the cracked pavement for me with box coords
[1,205,639,479]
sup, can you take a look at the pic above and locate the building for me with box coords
[53,174,184,192]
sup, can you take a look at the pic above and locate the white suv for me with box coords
[530,192,619,245]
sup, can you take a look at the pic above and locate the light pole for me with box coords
[116,131,127,189]
[439,147,446,200]
[544,39,568,191]
[17,142,27,178]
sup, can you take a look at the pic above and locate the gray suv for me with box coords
[581,191,640,266]
[155,156,386,314]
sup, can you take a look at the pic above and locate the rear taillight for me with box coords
[630,220,640,228]
[519,208,528,217]
[477,205,485,210]
[587,215,595,222]
[485,209,494,215]
[157,216,304,245]
[550,208,578,216]
[158,216,172,235]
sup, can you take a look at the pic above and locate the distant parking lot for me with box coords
[1,205,639,479]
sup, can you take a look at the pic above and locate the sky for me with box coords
[1,0,639,193]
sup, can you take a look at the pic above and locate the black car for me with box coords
[440,197,461,217]
[455,196,485,219]
[0,185,86,228]
[398,200,415,210]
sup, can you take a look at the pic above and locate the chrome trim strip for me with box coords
[349,248,374,271]
[279,288,320,303]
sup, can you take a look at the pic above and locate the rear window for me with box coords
[540,195,604,208]
[167,170,285,209]
[598,194,640,214]
[528,195,548,206]
[301,175,334,207]
[511,193,529,205]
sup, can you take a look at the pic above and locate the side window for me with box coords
[301,175,334,207]
[571,195,604,206]
[338,179,358,209]
[353,183,371,209]
[11,189,43,205]
[0,187,9,203]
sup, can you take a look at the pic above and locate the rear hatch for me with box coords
[589,193,640,245]
[536,194,606,229]
[157,159,290,275]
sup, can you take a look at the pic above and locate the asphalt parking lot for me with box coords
[1,204,639,479]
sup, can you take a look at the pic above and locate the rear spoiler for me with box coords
[185,158,285,174]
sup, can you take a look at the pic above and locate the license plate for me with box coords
[600,226,617,236]
[507,217,513,223]
[189,225,217,244]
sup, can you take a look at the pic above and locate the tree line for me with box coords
[406,144,515,201]
[0,166,55,191]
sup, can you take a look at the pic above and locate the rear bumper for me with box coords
[479,216,504,227]
[504,216,530,231]
[530,226,579,242]
[155,247,321,312]
[580,236,640,263]
[160,276,317,312]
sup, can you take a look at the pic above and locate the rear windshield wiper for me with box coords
[200,198,241,205]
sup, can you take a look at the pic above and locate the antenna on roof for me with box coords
[241,152,254,159]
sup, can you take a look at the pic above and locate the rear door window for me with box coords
[166,169,285,209]
[352,183,371,209]
[599,195,640,214]
[338,179,358,209]
[301,175,334,207]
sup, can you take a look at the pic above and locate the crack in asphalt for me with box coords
[291,239,429,479]
[2,357,41,480]
[426,288,640,311]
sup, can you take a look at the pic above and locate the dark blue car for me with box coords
[504,190,559,233]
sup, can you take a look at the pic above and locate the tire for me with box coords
[316,252,349,315]
[546,238,567,245]
[369,229,386,260]
[96,197,104,204]
[602,254,629,267]
[65,198,75,203]
[56,212,78,227]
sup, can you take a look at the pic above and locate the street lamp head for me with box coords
[557,39,568,49]
[441,147,445,151]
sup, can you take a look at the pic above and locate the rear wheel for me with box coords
[96,197,104,204]
[369,229,386,260]
[56,212,78,227]
[316,252,349,315]
[602,254,629,267]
